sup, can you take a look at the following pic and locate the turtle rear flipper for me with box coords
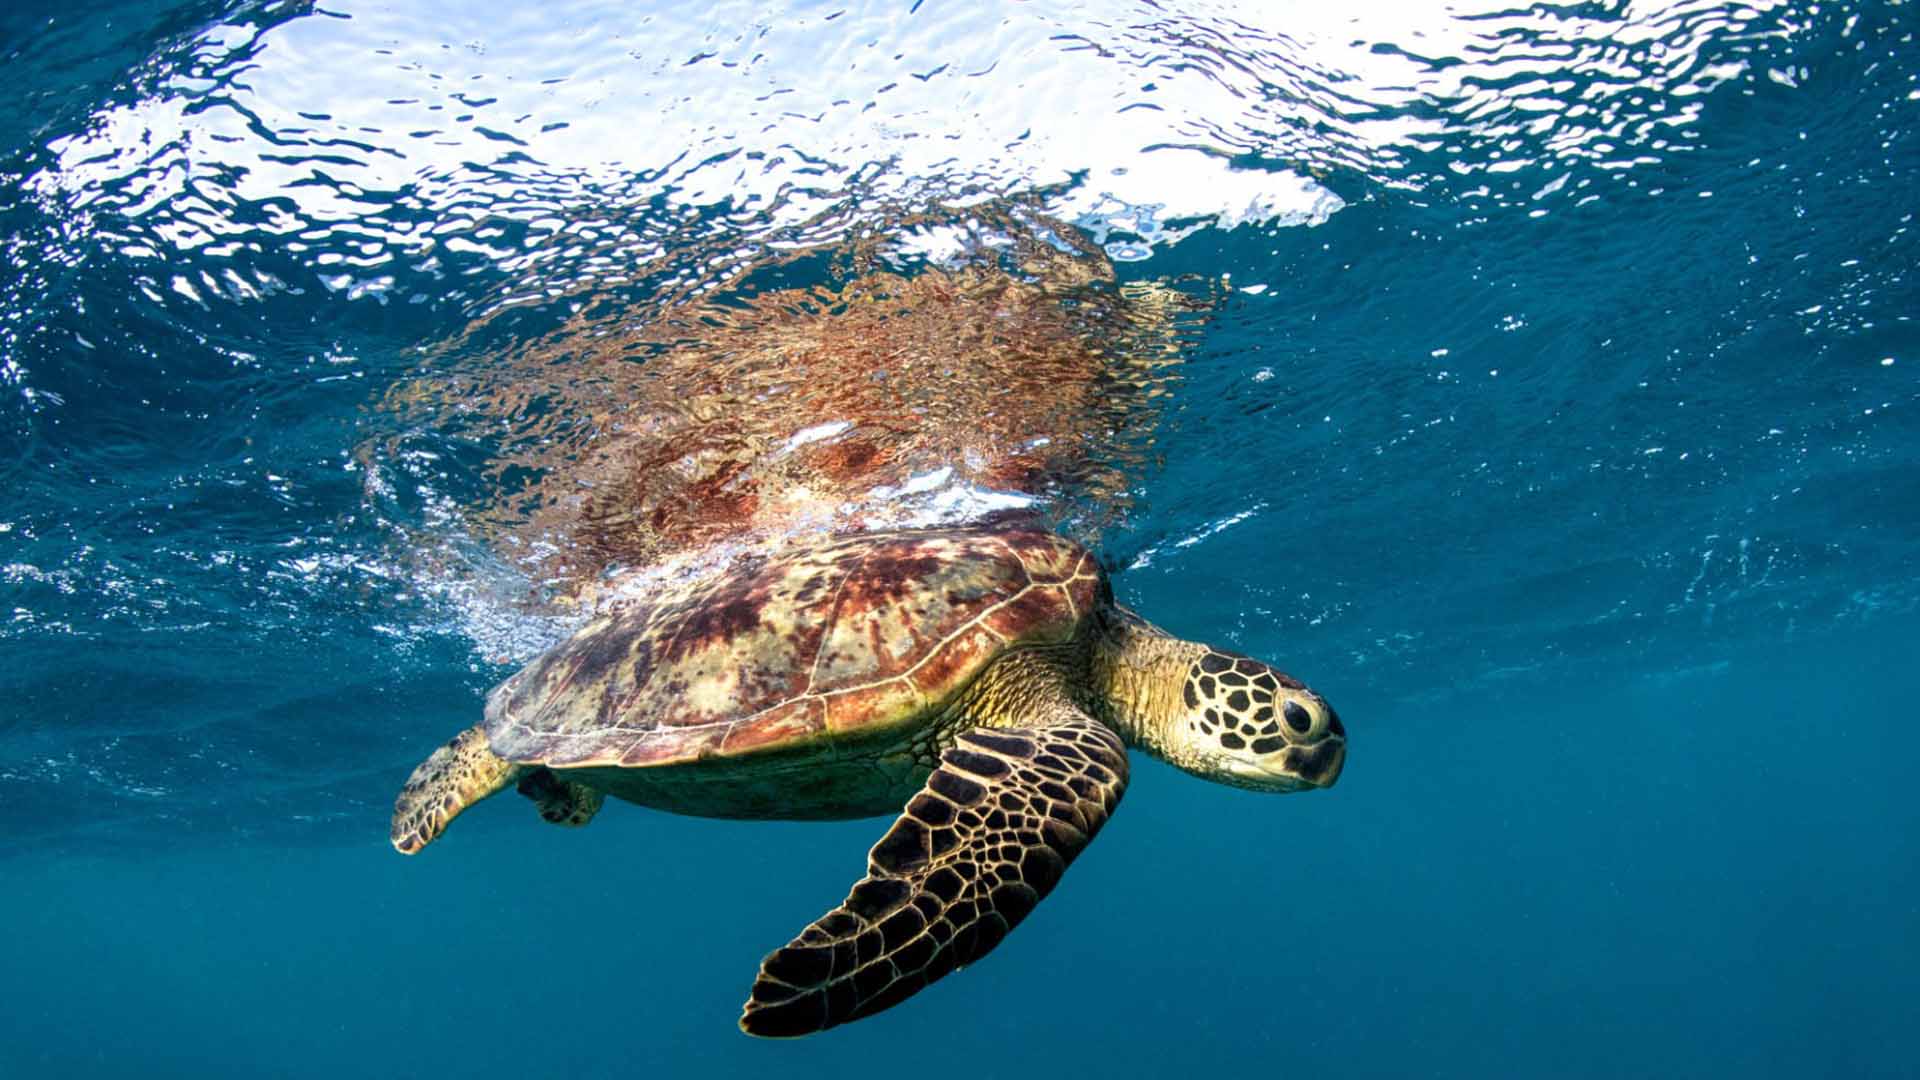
[739,715,1130,1037]
[390,725,520,854]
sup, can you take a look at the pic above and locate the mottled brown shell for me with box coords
[482,527,1103,768]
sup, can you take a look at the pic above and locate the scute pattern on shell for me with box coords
[483,527,1102,768]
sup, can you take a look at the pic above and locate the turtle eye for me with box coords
[1281,699,1328,742]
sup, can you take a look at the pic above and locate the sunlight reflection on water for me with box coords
[24,0,1793,314]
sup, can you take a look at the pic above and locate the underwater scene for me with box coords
[3,0,1918,1075]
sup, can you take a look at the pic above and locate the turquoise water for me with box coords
[4,1,1918,1076]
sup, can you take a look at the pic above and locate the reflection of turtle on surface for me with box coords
[382,221,1210,602]
[392,523,1345,1037]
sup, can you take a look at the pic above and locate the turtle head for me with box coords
[1093,613,1345,791]
[1168,648,1345,791]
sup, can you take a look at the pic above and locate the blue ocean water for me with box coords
[3,1,1918,1076]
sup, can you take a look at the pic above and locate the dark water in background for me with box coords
[3,1,1918,1076]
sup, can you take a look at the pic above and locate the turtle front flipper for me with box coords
[739,715,1130,1038]
[516,767,605,828]
[390,725,520,854]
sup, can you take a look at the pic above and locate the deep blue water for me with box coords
[4,1,1918,1077]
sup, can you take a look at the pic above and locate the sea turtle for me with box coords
[390,524,1345,1037]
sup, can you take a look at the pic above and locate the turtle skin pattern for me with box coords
[391,727,517,855]
[740,716,1129,1037]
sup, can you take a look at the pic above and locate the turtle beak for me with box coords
[1233,734,1344,791]
[1287,735,1345,788]
[1222,734,1344,792]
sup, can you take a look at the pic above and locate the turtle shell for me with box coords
[482,526,1103,768]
